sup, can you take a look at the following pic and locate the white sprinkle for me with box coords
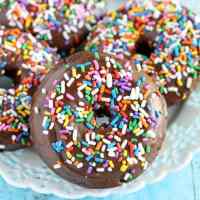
[78,84,87,91]
[106,73,112,88]
[42,88,46,95]
[117,95,122,101]
[56,95,64,101]
[103,138,111,144]
[101,144,106,152]
[146,130,156,138]
[141,100,147,108]
[107,167,112,172]
[53,163,61,169]
[96,168,105,172]
[124,173,131,181]
[186,77,193,89]
[73,129,77,142]
[64,73,69,81]
[66,159,73,165]
[108,151,116,157]
[66,141,73,148]
[122,124,127,135]
[67,78,75,87]
[0,144,5,149]
[49,122,54,130]
[91,132,96,140]
[127,157,138,165]
[34,106,39,114]
[49,100,54,109]
[114,135,121,142]
[61,80,66,94]
[78,90,84,98]
[11,135,17,142]
[77,162,83,169]
[168,87,178,92]
[85,133,90,143]
[91,88,99,95]
[79,101,85,107]
[101,97,110,102]
[121,139,128,149]
[88,141,96,146]
[42,130,49,135]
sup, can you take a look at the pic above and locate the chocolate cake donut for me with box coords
[0,26,59,150]
[30,51,167,188]
[85,0,200,106]
[0,0,105,54]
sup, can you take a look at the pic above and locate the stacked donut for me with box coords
[0,0,199,188]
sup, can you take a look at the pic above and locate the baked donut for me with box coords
[0,0,105,54]
[0,26,59,150]
[85,0,200,106]
[30,51,167,188]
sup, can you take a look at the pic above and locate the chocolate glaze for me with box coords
[31,52,167,188]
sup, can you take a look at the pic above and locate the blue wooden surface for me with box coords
[1,153,200,200]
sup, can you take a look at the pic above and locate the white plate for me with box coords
[0,0,199,199]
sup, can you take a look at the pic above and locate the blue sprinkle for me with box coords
[95,157,104,163]
[81,141,90,147]
[86,155,93,162]
[52,141,65,153]
[0,61,7,69]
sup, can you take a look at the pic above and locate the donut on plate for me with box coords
[0,26,59,150]
[0,0,105,54]
[85,0,200,106]
[30,51,167,188]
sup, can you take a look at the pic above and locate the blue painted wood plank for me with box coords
[0,154,196,200]
[191,154,200,200]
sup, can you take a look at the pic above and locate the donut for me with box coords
[30,51,167,188]
[85,0,200,106]
[0,0,105,54]
[0,26,59,150]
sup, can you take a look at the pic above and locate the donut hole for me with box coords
[95,106,111,127]
[3,68,22,87]
[0,76,14,89]
[135,37,155,57]
[135,32,156,57]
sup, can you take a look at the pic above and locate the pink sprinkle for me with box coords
[93,60,99,70]
[53,80,58,86]
[66,93,75,100]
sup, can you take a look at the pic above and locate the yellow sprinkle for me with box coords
[25,16,32,28]
[72,68,77,78]
[176,65,181,72]
[120,164,128,173]
[176,79,183,87]
[44,111,51,116]
[56,107,62,113]
[63,116,69,128]
[85,86,92,91]
[123,150,128,157]
[133,128,140,134]
[109,160,115,168]
[111,11,117,19]
[66,152,72,159]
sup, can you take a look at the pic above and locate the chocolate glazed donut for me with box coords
[85,0,200,106]
[0,0,105,54]
[30,51,167,188]
[0,26,58,151]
